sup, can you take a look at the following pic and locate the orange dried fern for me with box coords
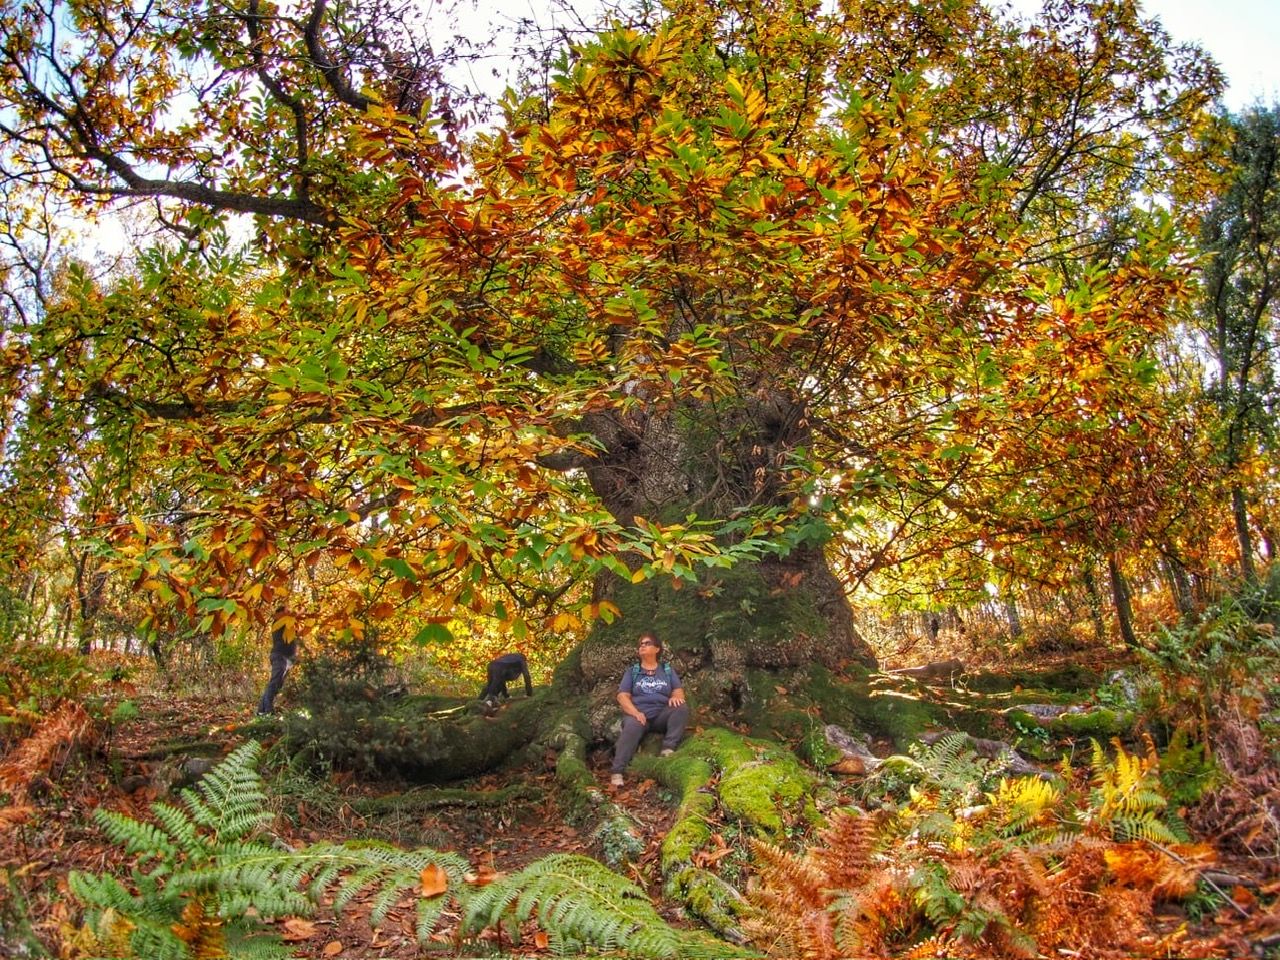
[1030,841,1152,958]
[171,897,227,960]
[745,810,885,959]
[1103,841,1214,900]
[746,758,1217,960]
[0,700,94,805]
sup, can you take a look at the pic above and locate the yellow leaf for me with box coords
[534,929,550,949]
[552,611,580,632]
[323,940,344,956]
[420,863,449,898]
[464,866,502,886]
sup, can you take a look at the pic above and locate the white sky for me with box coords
[1140,0,1279,109]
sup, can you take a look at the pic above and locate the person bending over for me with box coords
[480,652,533,705]
[611,632,688,787]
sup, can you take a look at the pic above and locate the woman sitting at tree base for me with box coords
[610,632,688,787]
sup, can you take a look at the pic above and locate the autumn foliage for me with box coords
[0,0,1240,662]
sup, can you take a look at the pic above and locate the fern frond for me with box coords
[93,808,182,862]
[811,810,878,885]
[464,853,743,959]
[70,740,297,960]
[416,896,448,944]
[748,838,829,909]
[182,742,270,842]
[169,897,226,960]
[69,870,146,915]
[0,700,93,801]
[81,905,135,958]
[1103,842,1212,900]
[1108,813,1180,844]
[913,808,960,843]
[833,875,911,956]
[220,930,295,960]
[908,862,965,927]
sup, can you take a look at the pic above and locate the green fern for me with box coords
[873,734,1001,809]
[462,853,749,958]
[908,862,966,927]
[69,740,479,959]
[69,741,301,960]
[71,742,749,960]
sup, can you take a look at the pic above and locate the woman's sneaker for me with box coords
[610,773,624,787]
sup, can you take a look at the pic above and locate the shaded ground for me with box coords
[1,678,698,959]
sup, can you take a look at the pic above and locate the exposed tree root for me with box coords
[348,782,543,815]
[548,719,646,866]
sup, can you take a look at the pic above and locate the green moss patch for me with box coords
[1049,708,1134,739]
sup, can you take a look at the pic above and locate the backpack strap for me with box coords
[631,662,674,682]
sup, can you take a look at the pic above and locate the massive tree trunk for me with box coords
[566,393,877,738]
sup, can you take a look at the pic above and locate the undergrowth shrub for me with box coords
[67,740,744,960]
[745,735,1211,959]
[1139,572,1280,869]
[283,642,418,774]
[1141,575,1280,741]
[0,641,95,745]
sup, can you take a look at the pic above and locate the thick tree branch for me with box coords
[304,0,377,111]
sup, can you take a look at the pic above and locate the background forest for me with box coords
[1,0,1279,957]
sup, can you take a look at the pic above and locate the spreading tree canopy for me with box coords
[0,0,1224,668]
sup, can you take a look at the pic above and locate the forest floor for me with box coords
[3,652,1279,959]
[2,673,701,959]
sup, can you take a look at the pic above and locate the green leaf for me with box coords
[412,623,454,646]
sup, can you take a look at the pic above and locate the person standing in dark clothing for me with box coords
[257,614,300,715]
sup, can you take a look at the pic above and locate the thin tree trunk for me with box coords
[1082,565,1107,642]
[1003,593,1023,640]
[73,551,108,655]
[1107,553,1139,648]
[1159,550,1195,617]
[1233,485,1258,584]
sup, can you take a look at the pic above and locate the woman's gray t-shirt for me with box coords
[619,663,682,717]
